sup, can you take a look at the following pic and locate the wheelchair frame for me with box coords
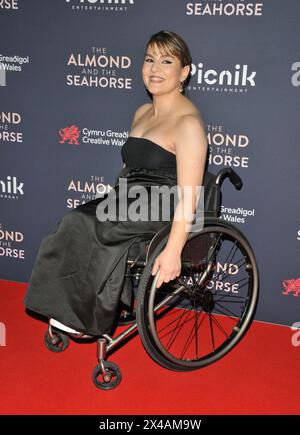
[45,168,259,390]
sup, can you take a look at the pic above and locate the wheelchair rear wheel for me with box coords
[136,222,259,371]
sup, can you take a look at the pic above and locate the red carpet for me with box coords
[0,279,299,415]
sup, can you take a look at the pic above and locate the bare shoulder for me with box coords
[179,112,206,132]
[174,109,208,149]
[175,96,207,134]
[131,102,152,124]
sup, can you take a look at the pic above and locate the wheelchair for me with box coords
[44,168,259,390]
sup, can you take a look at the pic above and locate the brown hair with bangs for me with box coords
[145,30,192,93]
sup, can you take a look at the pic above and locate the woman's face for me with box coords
[142,42,190,97]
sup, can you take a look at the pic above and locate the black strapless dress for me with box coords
[24,137,178,336]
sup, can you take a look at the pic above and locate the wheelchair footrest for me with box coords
[49,318,93,339]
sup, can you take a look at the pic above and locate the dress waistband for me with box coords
[114,165,178,186]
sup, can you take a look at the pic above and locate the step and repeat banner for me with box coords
[0,0,299,327]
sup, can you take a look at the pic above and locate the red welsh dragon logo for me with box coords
[282,278,300,297]
[59,125,81,145]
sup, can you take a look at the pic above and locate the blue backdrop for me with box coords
[0,0,299,327]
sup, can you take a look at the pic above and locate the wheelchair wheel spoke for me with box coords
[157,315,189,341]
[209,313,215,351]
[165,307,193,351]
[214,302,241,320]
[178,304,205,360]
[154,296,188,322]
[156,308,190,348]
[214,293,246,302]
[209,314,230,339]
[214,292,248,307]
[154,284,186,312]
[209,256,247,289]
[205,234,223,263]
[179,312,200,360]
[194,301,199,357]
[140,224,259,368]
[161,309,196,338]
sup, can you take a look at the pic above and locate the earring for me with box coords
[179,81,184,93]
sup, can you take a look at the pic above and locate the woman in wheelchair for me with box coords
[24,31,259,390]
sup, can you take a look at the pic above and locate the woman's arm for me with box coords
[165,114,208,253]
[151,114,208,287]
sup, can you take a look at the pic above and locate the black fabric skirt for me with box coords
[24,166,178,336]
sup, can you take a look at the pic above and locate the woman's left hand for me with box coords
[151,247,181,288]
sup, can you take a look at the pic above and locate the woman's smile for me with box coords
[149,76,164,83]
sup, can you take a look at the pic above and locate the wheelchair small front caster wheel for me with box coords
[44,330,70,353]
[92,361,122,390]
